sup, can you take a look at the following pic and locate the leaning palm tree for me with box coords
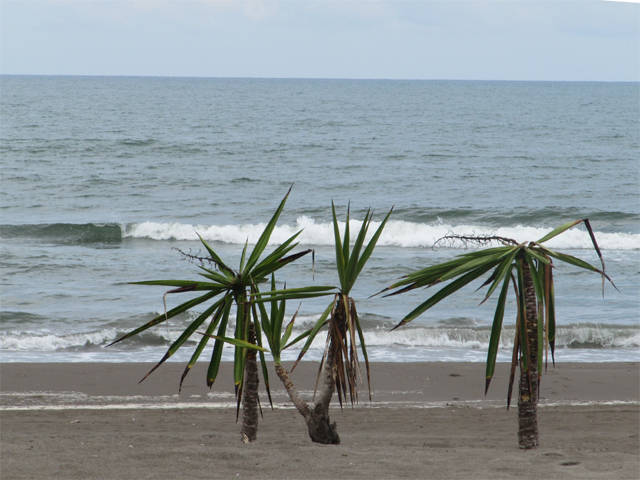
[250,277,340,444]
[250,203,393,444]
[377,219,615,449]
[107,188,332,442]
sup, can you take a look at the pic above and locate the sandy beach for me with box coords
[2,361,638,479]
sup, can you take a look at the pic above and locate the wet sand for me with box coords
[2,362,638,479]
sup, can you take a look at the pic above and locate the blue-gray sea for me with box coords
[1,76,638,364]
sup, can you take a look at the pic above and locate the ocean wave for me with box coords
[2,323,637,352]
[392,206,639,229]
[0,329,119,351]
[361,323,640,351]
[3,219,638,250]
[1,223,122,244]
[123,217,640,250]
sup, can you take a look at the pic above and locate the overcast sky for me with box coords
[1,1,638,81]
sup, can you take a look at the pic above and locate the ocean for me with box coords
[1,76,638,364]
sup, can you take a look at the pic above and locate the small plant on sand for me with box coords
[377,219,615,449]
[253,203,392,444]
[108,188,332,442]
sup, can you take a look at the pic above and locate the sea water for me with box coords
[1,76,638,364]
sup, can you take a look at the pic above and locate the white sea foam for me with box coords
[2,324,638,353]
[0,329,118,351]
[356,325,640,351]
[123,218,640,250]
[2,396,636,412]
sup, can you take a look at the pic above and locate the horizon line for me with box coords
[1,74,637,84]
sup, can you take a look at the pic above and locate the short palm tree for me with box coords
[251,203,393,444]
[377,219,615,449]
[108,188,332,442]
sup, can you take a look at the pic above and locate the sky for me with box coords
[1,0,638,81]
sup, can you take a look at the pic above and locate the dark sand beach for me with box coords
[2,362,638,479]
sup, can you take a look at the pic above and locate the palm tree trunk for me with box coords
[272,297,349,445]
[306,342,341,444]
[240,323,259,442]
[275,358,340,445]
[518,262,539,449]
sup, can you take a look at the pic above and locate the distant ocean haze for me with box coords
[1,76,638,363]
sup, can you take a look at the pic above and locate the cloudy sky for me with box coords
[1,0,638,81]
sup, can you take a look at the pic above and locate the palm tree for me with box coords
[107,188,332,442]
[250,203,393,444]
[377,219,615,449]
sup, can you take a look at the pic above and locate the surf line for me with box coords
[2,399,637,412]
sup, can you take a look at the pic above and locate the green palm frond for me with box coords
[381,219,615,396]
[109,188,323,411]
[331,202,393,295]
[247,278,334,367]
[322,204,393,405]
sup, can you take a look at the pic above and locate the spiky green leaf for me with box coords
[536,219,584,244]
[356,207,393,280]
[197,234,234,275]
[343,210,371,294]
[207,296,233,386]
[440,248,513,282]
[290,301,334,371]
[392,261,498,329]
[179,301,226,393]
[331,201,346,288]
[485,263,513,395]
[138,298,226,383]
[107,290,219,346]
[480,248,519,304]
[198,333,269,352]
[244,186,292,274]
[130,280,225,290]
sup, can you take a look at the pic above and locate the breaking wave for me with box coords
[2,322,638,353]
[123,217,639,250]
[1,223,122,244]
[3,218,637,250]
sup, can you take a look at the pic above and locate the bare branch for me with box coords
[433,232,518,250]
[172,247,224,270]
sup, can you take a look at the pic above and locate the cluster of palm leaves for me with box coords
[112,188,613,449]
[379,220,614,395]
[108,188,334,440]
[294,203,391,403]
[377,219,615,449]
[110,189,392,443]
[198,202,384,444]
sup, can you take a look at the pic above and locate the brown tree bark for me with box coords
[271,296,353,445]
[275,359,340,445]
[305,342,341,445]
[518,262,539,449]
[240,324,259,443]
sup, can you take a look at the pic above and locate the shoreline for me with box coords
[2,362,638,479]
[2,361,638,407]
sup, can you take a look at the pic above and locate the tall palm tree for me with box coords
[250,203,393,444]
[108,188,332,442]
[377,219,615,449]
